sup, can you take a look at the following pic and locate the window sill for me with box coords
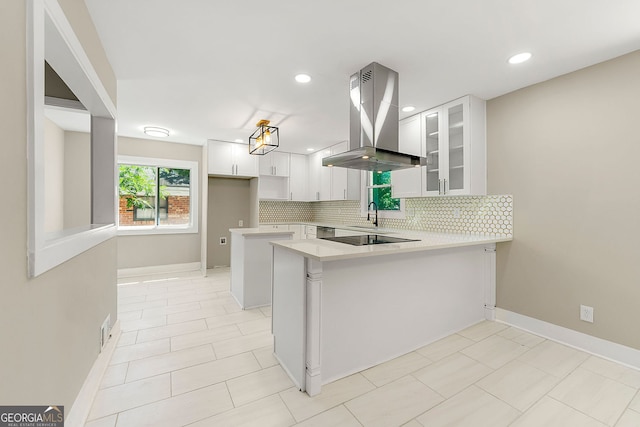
[117,225,198,236]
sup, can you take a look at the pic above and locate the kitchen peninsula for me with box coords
[270,231,511,396]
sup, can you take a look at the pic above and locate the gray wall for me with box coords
[0,0,117,411]
[208,177,251,267]
[487,49,640,349]
[117,136,203,269]
[64,130,91,229]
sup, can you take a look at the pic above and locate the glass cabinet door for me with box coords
[447,102,464,192]
[424,111,440,193]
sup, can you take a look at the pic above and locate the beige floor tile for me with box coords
[415,385,521,427]
[141,301,201,318]
[84,414,116,427]
[412,353,493,398]
[280,373,376,422]
[115,383,233,427]
[117,310,142,321]
[260,305,272,317]
[205,310,266,329]
[345,375,444,427]
[517,340,589,378]
[549,367,636,425]
[171,352,261,395]
[401,420,422,427]
[116,331,137,347]
[99,363,128,389]
[477,359,559,411]
[457,320,508,341]
[498,327,546,348]
[628,392,640,412]
[118,299,166,313]
[224,302,243,313]
[253,345,279,369]
[110,338,170,365]
[168,292,222,306]
[119,315,166,332]
[227,365,294,406]
[416,334,475,362]
[238,317,272,335]
[136,319,208,343]
[117,285,148,298]
[361,351,432,387]
[200,295,238,309]
[87,373,170,420]
[126,344,215,382]
[212,330,273,359]
[581,356,640,388]
[510,396,606,427]
[167,306,228,324]
[294,405,361,427]
[170,324,241,352]
[461,335,529,369]
[189,394,295,427]
[615,409,640,427]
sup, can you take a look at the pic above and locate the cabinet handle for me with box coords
[438,179,442,195]
[232,164,235,175]
[344,189,346,199]
[316,191,319,201]
[290,192,293,201]
[444,178,447,194]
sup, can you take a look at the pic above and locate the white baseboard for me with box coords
[117,262,201,279]
[496,308,640,371]
[66,320,121,427]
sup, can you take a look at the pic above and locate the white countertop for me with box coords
[230,228,294,236]
[270,231,511,262]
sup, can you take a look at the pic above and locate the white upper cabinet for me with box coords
[208,140,258,177]
[289,153,308,201]
[330,141,360,200]
[391,114,423,198]
[423,95,486,196]
[259,151,290,177]
[308,149,332,201]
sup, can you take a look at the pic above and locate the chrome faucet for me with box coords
[367,201,379,227]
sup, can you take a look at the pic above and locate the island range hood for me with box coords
[322,62,426,172]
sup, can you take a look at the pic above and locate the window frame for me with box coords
[360,171,406,220]
[117,155,199,235]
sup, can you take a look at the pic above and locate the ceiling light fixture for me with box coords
[249,119,279,155]
[143,126,169,137]
[508,52,532,64]
[295,74,311,83]
[402,106,416,113]
[307,148,315,152]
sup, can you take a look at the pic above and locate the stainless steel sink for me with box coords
[320,235,419,246]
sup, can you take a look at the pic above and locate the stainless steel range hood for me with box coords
[322,62,426,172]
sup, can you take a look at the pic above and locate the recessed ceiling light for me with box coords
[508,52,532,64]
[234,138,244,143]
[295,74,311,83]
[402,106,416,113]
[143,126,169,137]
[306,148,315,152]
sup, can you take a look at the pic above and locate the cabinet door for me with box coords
[289,153,307,201]
[443,98,469,195]
[208,140,235,175]
[233,143,258,177]
[309,149,331,201]
[392,115,423,198]
[330,141,348,200]
[271,152,290,177]
[423,108,444,196]
[258,155,273,176]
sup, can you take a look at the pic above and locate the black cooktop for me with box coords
[319,235,420,246]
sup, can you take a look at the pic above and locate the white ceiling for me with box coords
[84,0,640,153]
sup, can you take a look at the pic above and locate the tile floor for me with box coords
[85,269,640,427]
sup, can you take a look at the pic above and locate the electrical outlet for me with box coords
[219,237,227,245]
[453,208,461,219]
[238,220,243,227]
[580,305,594,323]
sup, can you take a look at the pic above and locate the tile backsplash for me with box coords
[261,195,512,238]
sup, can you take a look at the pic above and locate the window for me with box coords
[118,156,198,234]
[361,171,405,219]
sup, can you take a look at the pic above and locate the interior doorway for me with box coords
[207,177,251,268]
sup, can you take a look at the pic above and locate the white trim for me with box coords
[117,156,199,235]
[360,171,406,220]
[66,320,121,427]
[117,262,202,279]
[495,308,640,371]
